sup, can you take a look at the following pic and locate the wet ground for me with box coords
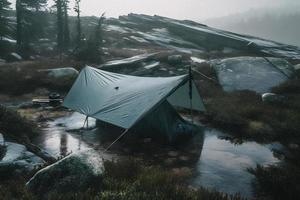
[32,112,280,198]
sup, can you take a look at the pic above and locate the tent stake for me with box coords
[104,129,129,152]
[86,117,89,129]
[189,65,194,124]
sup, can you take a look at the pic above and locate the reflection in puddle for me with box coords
[33,112,96,156]
[33,112,280,198]
[191,128,280,198]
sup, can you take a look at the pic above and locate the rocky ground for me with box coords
[1,13,300,200]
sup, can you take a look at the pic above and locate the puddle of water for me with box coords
[33,112,96,157]
[191,128,280,198]
[33,112,280,198]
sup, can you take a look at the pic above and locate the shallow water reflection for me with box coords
[33,112,96,156]
[191,128,280,198]
[34,112,280,198]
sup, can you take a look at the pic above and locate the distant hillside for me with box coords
[205,10,300,47]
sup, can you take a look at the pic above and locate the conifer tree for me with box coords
[74,0,81,47]
[0,0,11,40]
[16,0,48,54]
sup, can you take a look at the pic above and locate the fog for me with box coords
[8,0,300,20]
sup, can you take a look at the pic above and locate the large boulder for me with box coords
[211,57,295,94]
[0,133,4,145]
[0,137,45,178]
[262,93,285,103]
[0,58,6,65]
[39,67,79,79]
[6,52,22,62]
[168,55,182,65]
[0,134,5,160]
[27,150,103,196]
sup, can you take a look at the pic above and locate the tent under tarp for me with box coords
[63,66,205,142]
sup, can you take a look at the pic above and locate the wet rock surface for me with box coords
[0,133,45,176]
[104,14,300,60]
[211,57,294,93]
[6,52,22,62]
[262,93,285,103]
[38,67,79,79]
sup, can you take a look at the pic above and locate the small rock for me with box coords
[169,70,176,75]
[172,167,192,177]
[294,64,300,71]
[262,93,285,103]
[34,88,50,96]
[0,58,6,64]
[288,143,299,150]
[164,158,176,165]
[18,102,34,109]
[168,151,179,157]
[168,55,182,65]
[179,155,189,161]
[6,52,22,62]
[0,133,4,145]
[143,138,152,143]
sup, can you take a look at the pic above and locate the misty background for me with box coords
[8,0,300,46]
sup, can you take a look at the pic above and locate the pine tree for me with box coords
[16,0,48,54]
[62,0,70,49]
[55,0,70,52]
[75,13,105,63]
[74,0,81,48]
[55,0,64,52]
[0,0,11,40]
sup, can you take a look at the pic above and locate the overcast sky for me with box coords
[9,0,300,20]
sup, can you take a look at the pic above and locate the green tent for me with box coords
[63,66,205,142]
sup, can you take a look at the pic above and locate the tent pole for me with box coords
[83,116,88,129]
[189,65,194,124]
[86,117,89,129]
[104,129,129,152]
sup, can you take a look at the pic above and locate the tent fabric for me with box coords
[167,80,205,112]
[63,66,205,131]
[131,101,187,141]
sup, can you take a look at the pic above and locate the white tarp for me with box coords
[63,66,205,130]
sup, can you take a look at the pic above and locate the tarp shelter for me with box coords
[63,66,205,142]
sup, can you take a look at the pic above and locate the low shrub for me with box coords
[100,159,246,200]
[0,159,247,200]
[0,105,38,141]
[0,59,81,96]
[0,179,37,200]
[249,164,300,200]
[195,66,300,142]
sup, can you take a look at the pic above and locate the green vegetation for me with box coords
[74,13,105,64]
[0,159,246,200]
[0,59,80,95]
[0,145,6,160]
[0,105,38,141]
[16,0,48,57]
[0,0,11,40]
[54,0,70,52]
[249,164,300,200]
[196,64,300,143]
[195,63,300,200]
